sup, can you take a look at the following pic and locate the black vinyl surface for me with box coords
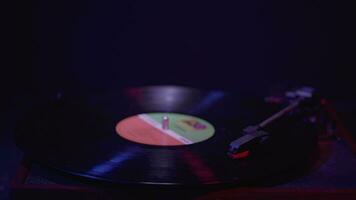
[15,86,317,186]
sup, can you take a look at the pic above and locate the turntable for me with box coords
[10,86,356,199]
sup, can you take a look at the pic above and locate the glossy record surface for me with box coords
[15,86,317,185]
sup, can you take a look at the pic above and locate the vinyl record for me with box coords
[15,86,317,186]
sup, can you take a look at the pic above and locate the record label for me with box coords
[115,113,215,146]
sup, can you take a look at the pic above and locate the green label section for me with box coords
[146,113,215,143]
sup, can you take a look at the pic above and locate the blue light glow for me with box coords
[191,91,225,113]
[87,147,139,174]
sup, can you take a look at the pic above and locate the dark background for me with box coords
[2,0,355,97]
